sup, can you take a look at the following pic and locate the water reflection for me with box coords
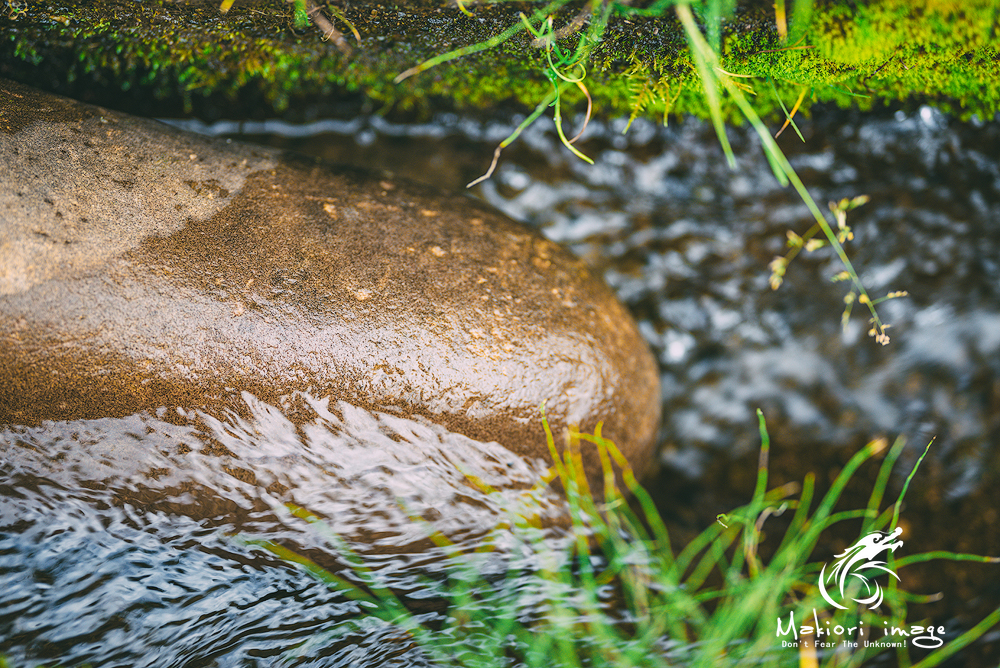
[0,396,569,666]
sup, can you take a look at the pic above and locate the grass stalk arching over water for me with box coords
[396,0,913,342]
[250,412,1000,667]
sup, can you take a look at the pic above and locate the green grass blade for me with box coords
[677,4,736,169]
[911,605,1000,668]
[768,76,805,142]
[394,0,571,82]
[895,551,1000,568]
[864,436,907,533]
[891,438,933,530]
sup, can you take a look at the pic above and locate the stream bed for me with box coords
[3,103,1000,666]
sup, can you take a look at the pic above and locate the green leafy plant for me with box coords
[767,195,910,343]
[622,53,684,133]
[246,411,1000,667]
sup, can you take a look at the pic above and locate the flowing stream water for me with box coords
[2,103,999,666]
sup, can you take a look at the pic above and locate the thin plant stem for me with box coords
[891,439,933,530]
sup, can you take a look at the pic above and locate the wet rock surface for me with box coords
[0,79,276,296]
[0,79,661,482]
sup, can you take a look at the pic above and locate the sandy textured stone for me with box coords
[0,79,661,482]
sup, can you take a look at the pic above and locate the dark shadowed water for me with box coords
[3,104,1000,666]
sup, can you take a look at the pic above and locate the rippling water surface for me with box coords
[1,396,571,666]
[3,104,1000,666]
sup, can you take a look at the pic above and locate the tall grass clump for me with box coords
[249,411,1000,667]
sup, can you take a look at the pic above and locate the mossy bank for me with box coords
[2,0,998,122]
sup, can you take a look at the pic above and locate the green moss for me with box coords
[1,0,997,120]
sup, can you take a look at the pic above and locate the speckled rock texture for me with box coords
[0,79,661,482]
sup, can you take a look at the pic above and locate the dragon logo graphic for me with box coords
[819,527,904,610]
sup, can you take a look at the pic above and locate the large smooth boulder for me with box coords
[0,78,661,482]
